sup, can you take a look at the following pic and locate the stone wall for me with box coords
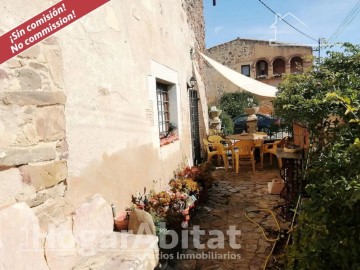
[0,38,67,209]
[184,0,205,67]
[204,38,312,113]
[183,0,209,149]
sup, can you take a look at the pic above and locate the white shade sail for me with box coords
[200,53,277,98]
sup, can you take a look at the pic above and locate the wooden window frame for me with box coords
[156,82,170,138]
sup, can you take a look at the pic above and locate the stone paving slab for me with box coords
[171,160,289,270]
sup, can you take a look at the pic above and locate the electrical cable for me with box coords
[257,0,318,42]
[328,0,360,43]
[245,209,281,270]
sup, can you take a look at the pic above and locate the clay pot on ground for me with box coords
[114,211,130,231]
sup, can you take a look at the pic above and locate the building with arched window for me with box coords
[204,38,312,113]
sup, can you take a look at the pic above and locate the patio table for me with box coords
[226,133,268,169]
[226,133,267,142]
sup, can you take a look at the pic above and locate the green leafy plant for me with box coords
[276,43,360,269]
[218,91,259,119]
[220,112,234,135]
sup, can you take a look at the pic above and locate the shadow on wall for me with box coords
[65,143,169,211]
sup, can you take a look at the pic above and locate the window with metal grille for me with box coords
[156,82,170,137]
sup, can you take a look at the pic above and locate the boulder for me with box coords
[33,197,67,233]
[74,233,159,270]
[45,218,78,270]
[0,203,48,270]
[128,208,156,235]
[73,194,113,256]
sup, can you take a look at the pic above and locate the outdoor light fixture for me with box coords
[190,47,194,60]
[189,76,196,89]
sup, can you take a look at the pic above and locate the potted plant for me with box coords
[131,188,149,209]
[114,210,131,231]
[112,204,132,231]
[244,97,259,115]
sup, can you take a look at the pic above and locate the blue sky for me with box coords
[204,0,360,54]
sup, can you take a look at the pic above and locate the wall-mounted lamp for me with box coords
[188,76,196,90]
[190,47,194,60]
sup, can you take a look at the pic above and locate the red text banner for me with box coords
[0,0,110,64]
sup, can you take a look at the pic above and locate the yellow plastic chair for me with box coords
[208,135,232,148]
[203,138,229,171]
[263,137,287,168]
[232,140,256,173]
[208,135,234,165]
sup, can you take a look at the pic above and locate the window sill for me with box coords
[160,135,179,147]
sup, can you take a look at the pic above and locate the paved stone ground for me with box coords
[167,158,290,270]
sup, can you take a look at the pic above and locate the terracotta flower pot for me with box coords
[114,211,130,231]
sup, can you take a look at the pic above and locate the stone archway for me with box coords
[290,56,304,74]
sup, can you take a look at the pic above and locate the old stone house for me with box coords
[0,0,207,269]
[205,38,312,113]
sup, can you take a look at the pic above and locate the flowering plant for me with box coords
[131,188,150,209]
[176,166,200,180]
[168,178,200,195]
[148,191,188,219]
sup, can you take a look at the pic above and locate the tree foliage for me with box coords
[275,43,360,269]
[218,91,259,119]
[274,43,360,137]
[220,112,234,135]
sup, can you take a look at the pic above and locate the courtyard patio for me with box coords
[167,159,291,270]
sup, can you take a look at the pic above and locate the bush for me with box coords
[275,43,360,269]
[220,112,234,135]
[218,91,259,119]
